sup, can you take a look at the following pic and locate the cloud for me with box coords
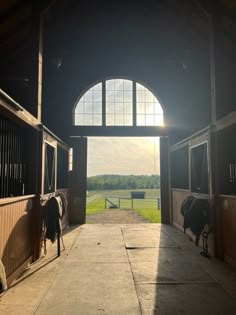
[87,137,160,176]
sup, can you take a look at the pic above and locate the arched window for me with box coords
[73,79,163,126]
[74,82,102,126]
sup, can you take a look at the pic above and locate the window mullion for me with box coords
[133,81,137,126]
[102,81,106,126]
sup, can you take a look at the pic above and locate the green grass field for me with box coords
[87,188,160,198]
[86,189,161,223]
[86,198,109,215]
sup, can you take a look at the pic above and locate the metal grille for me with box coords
[0,116,25,198]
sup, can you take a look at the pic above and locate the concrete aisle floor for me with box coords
[1,224,236,315]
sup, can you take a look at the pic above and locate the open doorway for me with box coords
[86,136,161,224]
[69,77,168,225]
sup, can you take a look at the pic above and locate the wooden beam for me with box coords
[68,137,87,224]
[160,137,171,224]
[28,2,44,121]
[209,14,217,125]
[0,1,30,24]
[70,126,168,137]
[190,0,210,18]
[0,27,29,58]
[0,89,40,129]
[0,41,29,68]
[215,110,236,131]
[0,18,30,44]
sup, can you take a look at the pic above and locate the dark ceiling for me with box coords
[0,0,236,141]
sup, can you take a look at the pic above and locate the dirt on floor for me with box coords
[86,209,149,224]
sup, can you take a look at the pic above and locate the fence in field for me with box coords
[105,196,161,210]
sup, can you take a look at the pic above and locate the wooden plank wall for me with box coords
[219,196,236,267]
[0,196,37,286]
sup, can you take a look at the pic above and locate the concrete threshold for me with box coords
[0,224,236,314]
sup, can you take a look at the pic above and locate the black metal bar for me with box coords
[16,126,20,196]
[18,128,23,195]
[2,119,6,197]
[5,119,9,197]
[8,120,13,197]
[10,122,13,197]
[17,125,21,195]
[13,123,17,196]
[57,231,61,257]
[22,131,26,194]
[0,118,4,197]
[0,116,27,198]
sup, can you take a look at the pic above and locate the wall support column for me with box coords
[29,2,43,121]
[68,137,87,224]
[160,136,171,224]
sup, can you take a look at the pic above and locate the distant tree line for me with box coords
[87,174,160,190]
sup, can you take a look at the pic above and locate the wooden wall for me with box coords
[219,196,236,267]
[0,195,39,286]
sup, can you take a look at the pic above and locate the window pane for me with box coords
[115,115,124,125]
[124,115,132,125]
[83,114,93,125]
[124,102,132,114]
[93,90,102,102]
[106,102,114,114]
[124,80,132,90]
[146,102,154,114]
[124,90,132,102]
[106,114,114,125]
[115,102,123,113]
[145,90,154,102]
[146,114,154,126]
[106,79,115,91]
[136,83,145,91]
[93,82,102,91]
[154,101,163,114]
[137,103,145,114]
[93,114,102,125]
[84,90,93,102]
[137,90,145,102]
[115,90,123,103]
[106,90,114,102]
[155,114,164,126]
[84,102,93,113]
[75,102,84,114]
[137,114,145,125]
[78,95,85,103]
[74,114,83,125]
[115,79,124,90]
[94,103,102,113]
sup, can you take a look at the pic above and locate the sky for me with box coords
[87,137,160,177]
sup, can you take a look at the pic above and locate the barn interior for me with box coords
[1,0,236,312]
